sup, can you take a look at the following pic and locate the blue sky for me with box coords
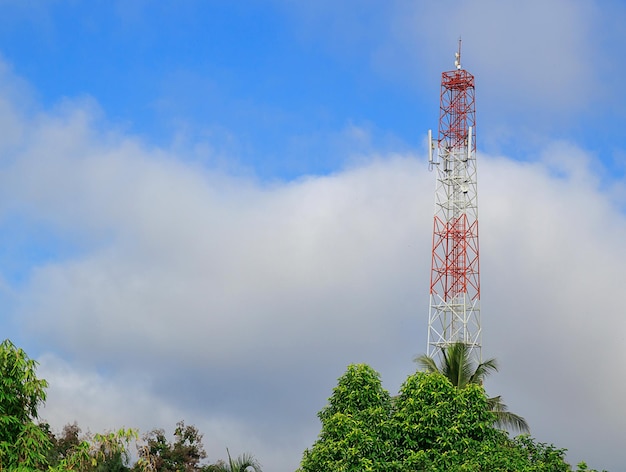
[3,0,625,178]
[0,1,427,178]
[1,1,626,471]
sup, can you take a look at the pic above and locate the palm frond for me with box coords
[488,396,530,433]
[220,448,262,472]
[442,342,476,388]
[470,357,499,386]
[493,410,530,434]
[414,354,439,374]
[235,452,262,472]
[415,342,530,434]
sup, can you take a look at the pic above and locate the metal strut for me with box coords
[426,43,481,363]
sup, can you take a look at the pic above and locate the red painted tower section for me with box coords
[427,41,481,361]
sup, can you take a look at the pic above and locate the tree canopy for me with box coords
[298,363,606,472]
[0,338,52,470]
[298,364,398,472]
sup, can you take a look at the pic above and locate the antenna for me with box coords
[427,129,436,170]
[454,37,462,70]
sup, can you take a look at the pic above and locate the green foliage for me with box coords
[317,363,393,421]
[0,338,52,470]
[204,449,262,472]
[393,371,497,454]
[137,422,264,472]
[137,421,207,472]
[510,435,570,471]
[0,339,141,472]
[416,342,530,433]
[298,364,400,472]
[0,340,267,472]
[47,422,82,464]
[575,460,608,472]
[49,428,138,472]
[415,342,498,389]
[298,362,600,472]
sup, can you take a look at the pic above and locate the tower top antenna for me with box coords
[454,37,462,70]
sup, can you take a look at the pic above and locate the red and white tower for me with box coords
[427,41,481,361]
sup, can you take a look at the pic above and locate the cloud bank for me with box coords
[0,94,618,471]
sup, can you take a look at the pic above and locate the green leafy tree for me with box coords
[297,364,400,472]
[54,422,82,459]
[574,460,608,472]
[393,371,561,471]
[298,362,601,471]
[137,421,207,472]
[42,422,82,469]
[91,430,136,472]
[393,371,497,455]
[415,342,529,433]
[49,428,138,472]
[204,449,262,472]
[0,338,52,470]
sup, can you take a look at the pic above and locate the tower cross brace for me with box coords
[427,42,481,362]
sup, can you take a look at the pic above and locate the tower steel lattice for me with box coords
[427,41,481,362]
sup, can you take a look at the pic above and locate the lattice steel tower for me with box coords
[427,41,481,362]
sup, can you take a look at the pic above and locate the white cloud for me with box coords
[11,114,624,471]
[386,0,602,118]
[279,0,604,114]
[0,95,427,469]
[479,147,626,469]
[12,136,428,371]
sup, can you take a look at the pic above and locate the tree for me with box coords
[137,421,207,472]
[205,449,262,472]
[90,430,136,472]
[0,338,52,470]
[298,363,602,471]
[43,422,82,469]
[393,371,497,454]
[53,422,82,460]
[393,371,552,471]
[49,428,138,472]
[415,342,530,433]
[297,364,399,472]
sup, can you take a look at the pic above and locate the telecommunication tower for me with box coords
[426,40,481,362]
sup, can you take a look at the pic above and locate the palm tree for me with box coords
[415,342,530,433]
[206,449,262,472]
